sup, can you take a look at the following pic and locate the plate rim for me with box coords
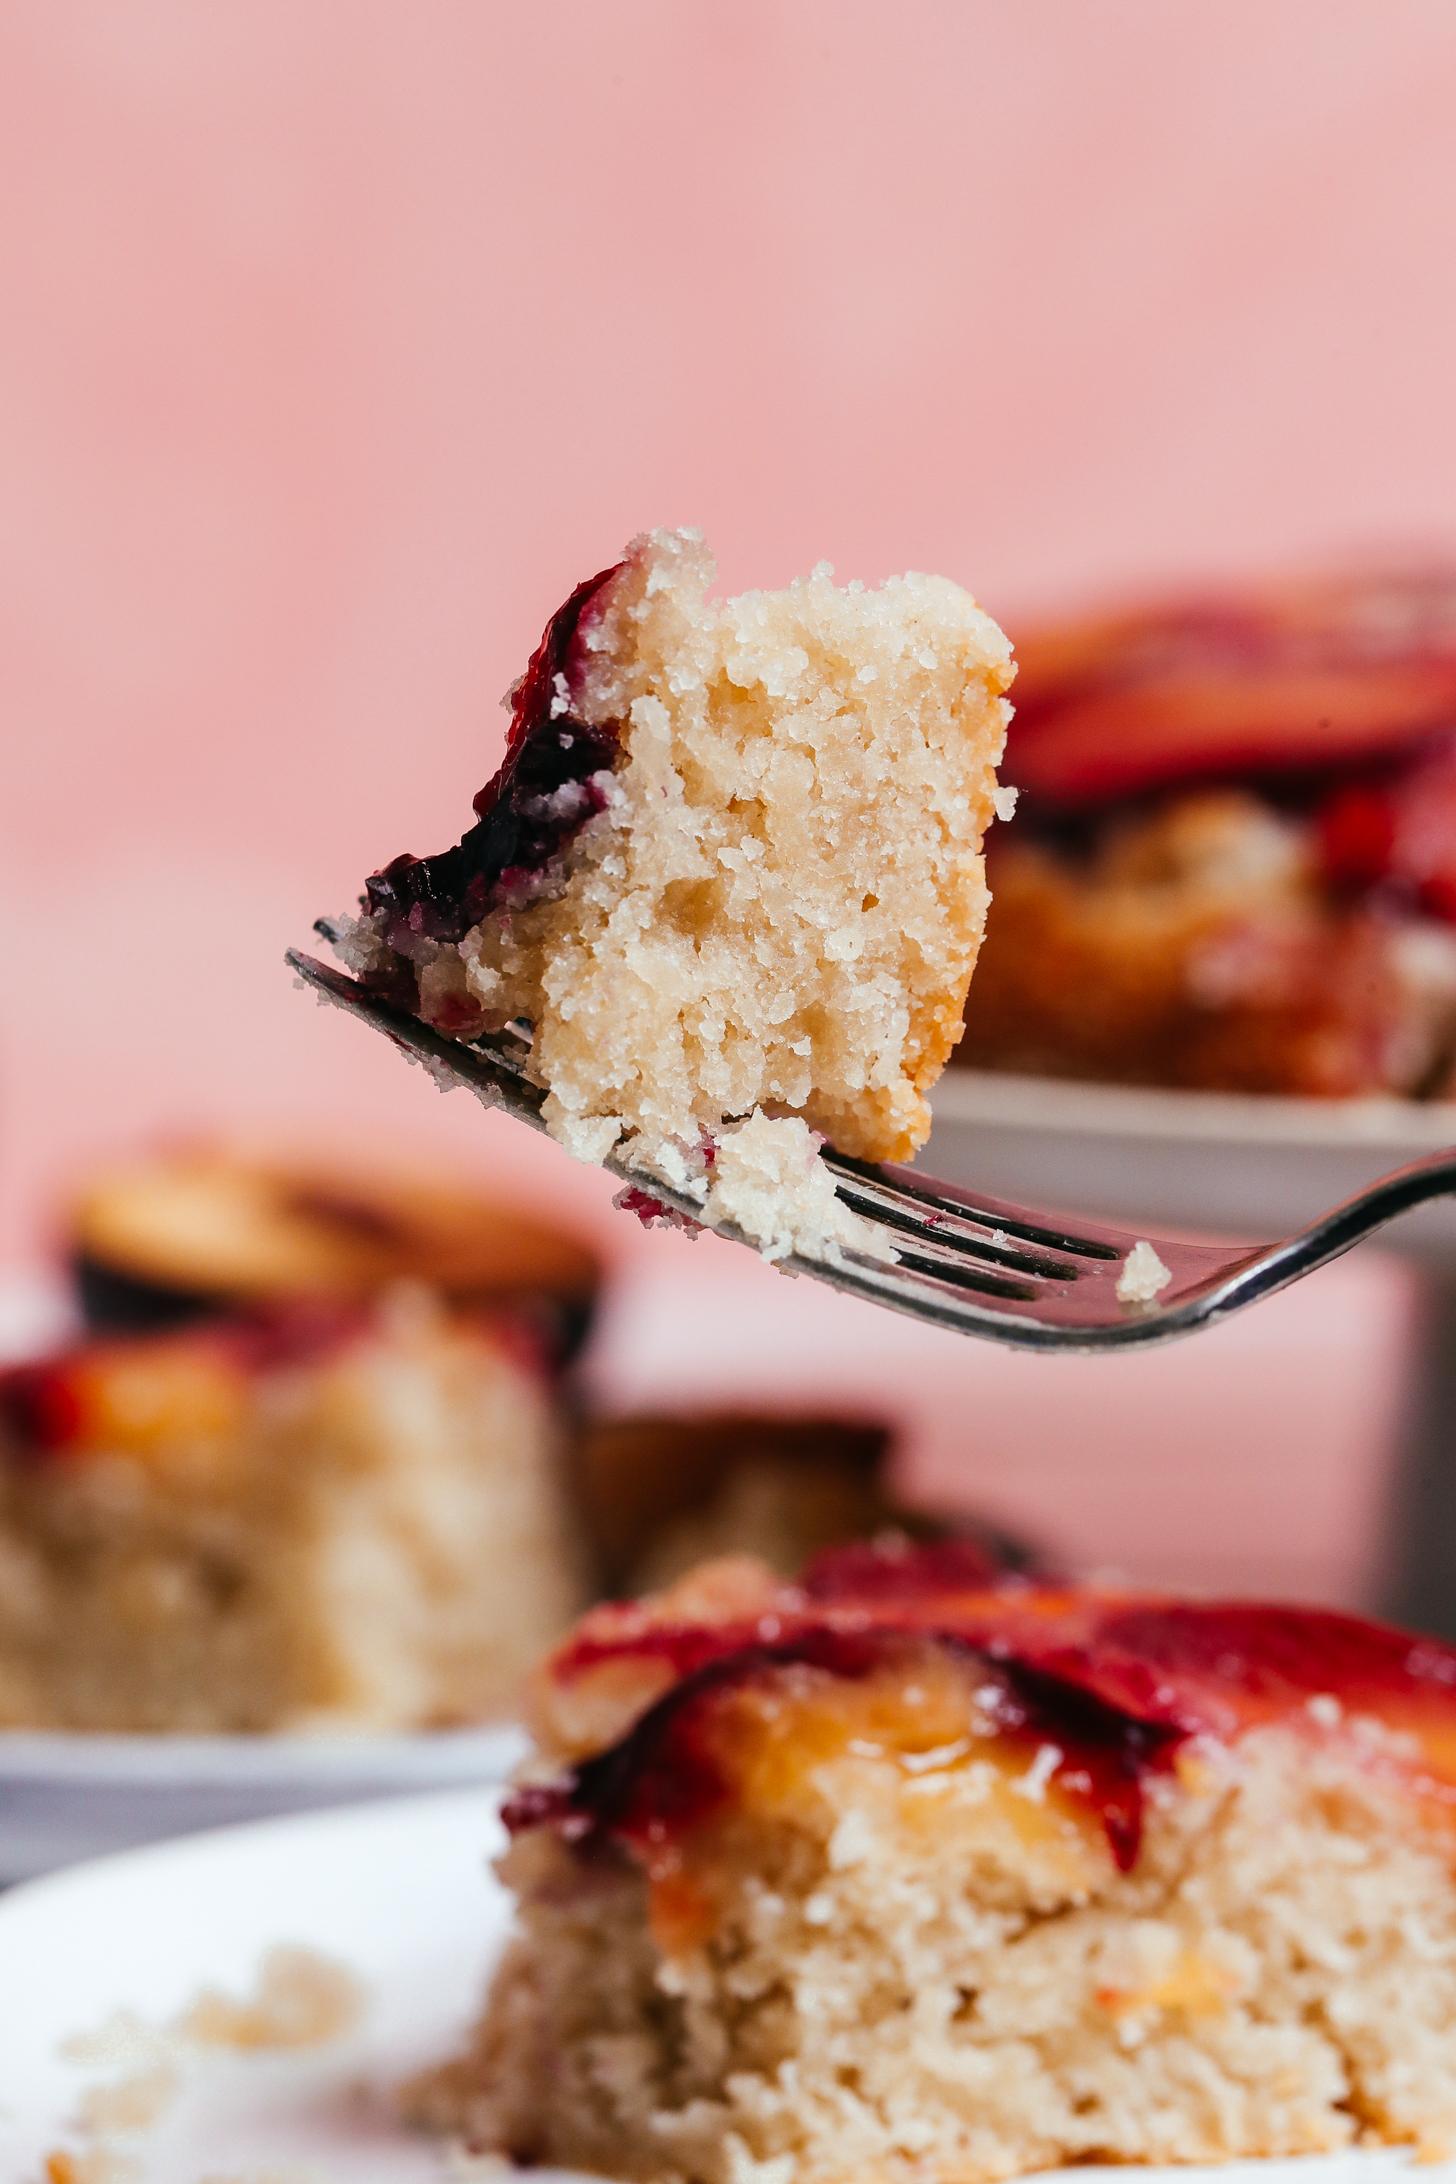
[0,1776,501,1922]
[933,1066,1456,1153]
[0,1720,525,1786]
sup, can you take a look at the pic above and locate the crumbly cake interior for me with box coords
[0,1294,581,1732]
[352,530,1012,1255]
[414,1555,1456,2184]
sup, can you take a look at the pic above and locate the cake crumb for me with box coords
[50,1950,364,2184]
[44,2154,141,2184]
[992,783,1020,822]
[76,2063,179,2134]
[701,1112,892,1266]
[1115,1239,1173,1306]
[177,1946,364,2051]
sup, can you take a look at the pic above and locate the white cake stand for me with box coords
[929,1071,1456,1634]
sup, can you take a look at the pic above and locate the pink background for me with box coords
[5,1,1456,1598]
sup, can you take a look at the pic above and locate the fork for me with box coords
[288,940,1456,1353]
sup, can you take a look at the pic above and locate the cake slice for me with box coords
[414,1544,1456,2181]
[69,1142,603,1361]
[0,1294,581,1731]
[572,1410,1031,1597]
[960,566,1456,1096]
[340,530,1013,1255]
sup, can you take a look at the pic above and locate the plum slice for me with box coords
[1011,569,1456,811]
[365,562,625,946]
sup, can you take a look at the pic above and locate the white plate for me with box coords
[0,1787,1446,2184]
[0,1785,508,2180]
[931,1070,1456,1251]
[0,1721,525,1884]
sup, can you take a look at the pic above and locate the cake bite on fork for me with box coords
[291,528,1456,1348]
[323,528,1014,1265]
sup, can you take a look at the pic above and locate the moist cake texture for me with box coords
[344,529,1013,1254]
[0,1293,580,1731]
[414,1544,1456,2182]
[961,567,1456,1096]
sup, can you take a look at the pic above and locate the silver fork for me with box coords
[288,941,1456,1353]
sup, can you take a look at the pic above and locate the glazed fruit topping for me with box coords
[802,1532,1016,1599]
[517,1549,1456,1874]
[0,1304,371,1463]
[1010,569,1456,815]
[365,563,625,946]
[508,1624,1186,1872]
[1316,745,1456,921]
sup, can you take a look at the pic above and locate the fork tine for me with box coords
[290,945,1277,1351]
[829,1176,1081,1280]
[820,1244,1097,1339]
[287,950,550,1127]
[826,1151,1125,1262]
[867,1241,1043,1300]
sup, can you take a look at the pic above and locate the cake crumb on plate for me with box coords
[44,1948,363,2184]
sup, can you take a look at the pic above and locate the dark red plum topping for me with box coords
[504,1624,1192,1873]
[511,1551,1456,1876]
[365,562,626,947]
[802,1533,1015,1600]
[1007,572,1456,924]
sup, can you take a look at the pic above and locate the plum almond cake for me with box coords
[334,529,1014,1259]
[960,565,1456,1096]
[70,1142,603,1361]
[0,1292,580,1731]
[413,1542,1456,2182]
[572,1409,1029,1597]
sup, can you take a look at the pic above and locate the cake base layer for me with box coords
[415,1719,1456,2183]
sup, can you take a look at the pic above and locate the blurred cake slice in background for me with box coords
[961,566,1456,1096]
[0,1293,581,1732]
[573,1409,1033,1597]
[69,1143,603,1361]
[337,529,1013,1258]
[416,1545,1456,2180]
